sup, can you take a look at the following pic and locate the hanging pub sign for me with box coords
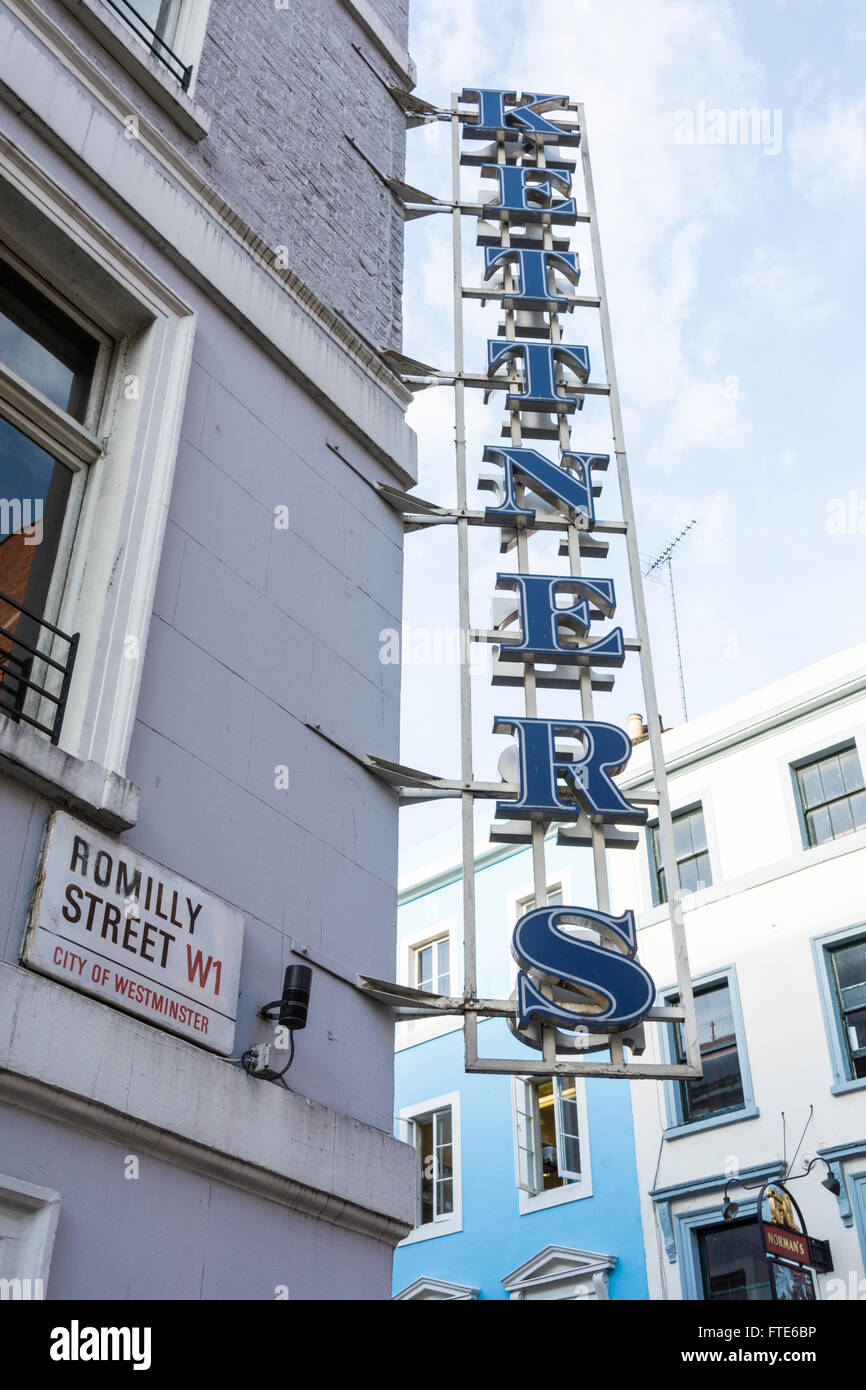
[365,86,701,1081]
[761,1183,819,1302]
[22,810,244,1054]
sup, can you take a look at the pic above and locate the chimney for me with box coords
[627,712,647,744]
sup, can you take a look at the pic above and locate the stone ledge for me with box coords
[0,963,415,1245]
[337,0,416,88]
[0,712,139,830]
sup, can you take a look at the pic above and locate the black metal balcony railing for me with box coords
[0,591,79,745]
[103,0,194,90]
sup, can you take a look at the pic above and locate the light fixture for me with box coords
[821,1169,841,1197]
[260,964,313,1030]
[722,1198,739,1222]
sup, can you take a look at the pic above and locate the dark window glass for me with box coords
[796,748,866,848]
[0,418,72,716]
[829,938,866,1080]
[650,805,712,905]
[672,980,745,1122]
[0,260,98,422]
[698,1220,771,1301]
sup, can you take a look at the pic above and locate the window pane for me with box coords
[120,0,181,43]
[537,1080,563,1191]
[678,856,701,895]
[673,815,694,859]
[821,756,845,802]
[682,983,744,1121]
[840,748,865,794]
[0,416,72,605]
[417,1117,434,1226]
[845,1007,866,1058]
[806,805,832,847]
[557,1081,581,1176]
[417,944,433,990]
[829,798,855,838]
[693,851,712,890]
[798,764,823,810]
[689,809,708,853]
[833,940,866,993]
[436,938,450,993]
[434,1110,453,1218]
[699,1221,771,1301]
[0,260,98,421]
[849,790,866,830]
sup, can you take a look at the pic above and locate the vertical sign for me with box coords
[375,87,700,1081]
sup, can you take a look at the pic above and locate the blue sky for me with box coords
[397,0,866,872]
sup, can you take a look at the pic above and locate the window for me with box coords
[697,1220,770,1301]
[413,935,450,995]
[412,1107,453,1226]
[398,1094,462,1241]
[0,1172,61,1296]
[513,1076,582,1199]
[794,745,866,849]
[666,975,753,1130]
[0,253,109,740]
[649,804,712,905]
[106,0,193,88]
[827,935,866,1081]
[516,884,563,917]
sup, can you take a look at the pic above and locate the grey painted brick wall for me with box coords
[38,0,408,350]
[193,0,407,349]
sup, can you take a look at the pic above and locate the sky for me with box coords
[396,0,866,876]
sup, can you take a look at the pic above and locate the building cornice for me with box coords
[336,0,416,88]
[622,665,866,791]
[0,0,417,483]
[0,964,414,1247]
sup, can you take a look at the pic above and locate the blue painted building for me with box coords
[392,833,648,1301]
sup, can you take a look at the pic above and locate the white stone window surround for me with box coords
[511,1073,593,1215]
[55,0,212,139]
[0,1172,61,1294]
[0,134,195,823]
[396,917,461,1050]
[397,1090,463,1245]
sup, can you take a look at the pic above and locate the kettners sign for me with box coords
[23,810,243,1054]
[370,85,700,1079]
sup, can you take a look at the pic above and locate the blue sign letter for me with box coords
[511,904,655,1031]
[481,444,604,526]
[483,247,580,310]
[494,715,647,823]
[495,573,625,667]
[487,340,589,411]
[461,88,579,142]
[480,165,578,222]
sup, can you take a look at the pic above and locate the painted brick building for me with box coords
[0,0,416,1300]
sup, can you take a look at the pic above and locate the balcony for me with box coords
[101,0,193,89]
[0,590,79,745]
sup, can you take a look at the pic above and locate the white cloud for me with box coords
[734,244,838,327]
[789,98,866,204]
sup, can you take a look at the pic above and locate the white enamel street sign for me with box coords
[22,811,244,1055]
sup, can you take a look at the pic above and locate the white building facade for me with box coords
[611,645,866,1301]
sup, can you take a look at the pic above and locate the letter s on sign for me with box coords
[511,904,655,1032]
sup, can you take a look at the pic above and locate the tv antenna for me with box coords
[642,520,697,724]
